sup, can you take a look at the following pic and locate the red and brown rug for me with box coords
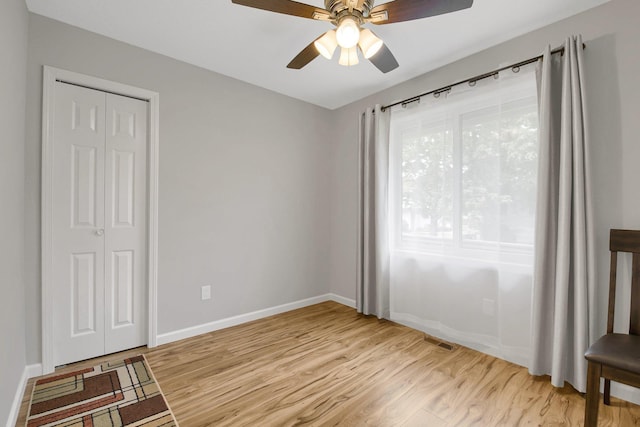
[26,355,178,426]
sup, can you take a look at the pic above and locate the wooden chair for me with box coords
[584,229,640,426]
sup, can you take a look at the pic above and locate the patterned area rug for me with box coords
[26,355,178,426]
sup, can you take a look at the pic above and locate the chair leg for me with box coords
[584,362,601,427]
[604,379,611,405]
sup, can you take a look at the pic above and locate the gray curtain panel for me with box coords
[529,35,596,392]
[356,105,391,318]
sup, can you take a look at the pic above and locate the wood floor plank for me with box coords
[15,301,640,426]
[403,408,448,427]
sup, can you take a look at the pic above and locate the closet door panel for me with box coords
[51,82,106,366]
[104,93,148,354]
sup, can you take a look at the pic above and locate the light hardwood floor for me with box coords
[16,301,640,426]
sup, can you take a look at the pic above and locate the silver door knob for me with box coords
[95,229,104,236]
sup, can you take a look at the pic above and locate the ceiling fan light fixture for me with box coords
[339,46,359,66]
[358,28,383,59]
[233,0,475,73]
[336,17,360,49]
[314,30,338,59]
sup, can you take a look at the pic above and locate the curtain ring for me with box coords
[434,87,451,98]
[401,96,421,108]
[469,80,476,87]
[512,66,520,73]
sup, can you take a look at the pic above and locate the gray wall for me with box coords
[15,0,640,396]
[328,0,639,339]
[0,0,28,421]
[25,14,334,363]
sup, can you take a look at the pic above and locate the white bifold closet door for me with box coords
[51,81,148,366]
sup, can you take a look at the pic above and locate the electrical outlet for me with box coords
[201,285,211,301]
[482,298,495,316]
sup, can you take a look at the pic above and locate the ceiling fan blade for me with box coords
[370,0,473,24]
[368,44,399,73]
[231,0,330,20]
[287,37,322,69]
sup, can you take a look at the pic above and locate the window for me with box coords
[390,73,539,264]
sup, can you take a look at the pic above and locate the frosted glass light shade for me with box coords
[358,29,383,59]
[339,47,359,66]
[336,17,360,48]
[314,30,338,59]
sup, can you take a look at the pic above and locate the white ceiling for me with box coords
[25,0,608,109]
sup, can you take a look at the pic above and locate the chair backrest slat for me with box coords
[631,253,640,335]
[608,230,640,335]
[607,251,617,334]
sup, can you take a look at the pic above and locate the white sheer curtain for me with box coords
[356,105,391,318]
[387,65,540,366]
[529,35,596,392]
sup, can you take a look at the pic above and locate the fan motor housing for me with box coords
[325,0,374,17]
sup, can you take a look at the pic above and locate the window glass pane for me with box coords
[401,121,453,242]
[461,106,501,243]
[498,100,539,245]
[461,98,538,246]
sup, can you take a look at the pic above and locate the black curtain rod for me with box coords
[381,43,585,112]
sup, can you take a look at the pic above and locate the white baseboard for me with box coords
[156,294,354,346]
[611,382,640,406]
[25,364,43,378]
[327,293,356,308]
[7,363,42,427]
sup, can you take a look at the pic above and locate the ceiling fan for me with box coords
[231,0,474,73]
